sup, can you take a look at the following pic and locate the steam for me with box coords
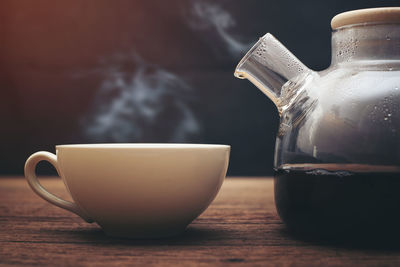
[83,55,199,142]
[83,2,249,142]
[186,1,251,56]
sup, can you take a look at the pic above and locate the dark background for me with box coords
[1,0,399,176]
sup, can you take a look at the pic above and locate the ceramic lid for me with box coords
[331,7,400,29]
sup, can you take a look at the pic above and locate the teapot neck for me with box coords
[331,24,400,66]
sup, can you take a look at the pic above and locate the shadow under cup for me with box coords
[24,144,230,238]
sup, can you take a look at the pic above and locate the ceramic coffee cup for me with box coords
[24,144,230,238]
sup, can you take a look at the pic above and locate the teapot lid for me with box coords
[331,7,400,29]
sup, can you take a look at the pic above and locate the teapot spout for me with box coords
[234,33,312,111]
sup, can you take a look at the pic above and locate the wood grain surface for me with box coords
[1,177,400,266]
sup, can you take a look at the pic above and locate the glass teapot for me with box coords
[235,8,400,238]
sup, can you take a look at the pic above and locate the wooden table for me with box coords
[1,177,400,266]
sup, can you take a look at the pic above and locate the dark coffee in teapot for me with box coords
[274,164,400,238]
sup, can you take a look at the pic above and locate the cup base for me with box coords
[102,225,187,239]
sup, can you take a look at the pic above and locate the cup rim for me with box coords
[56,143,230,149]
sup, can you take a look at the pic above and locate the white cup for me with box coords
[24,144,230,238]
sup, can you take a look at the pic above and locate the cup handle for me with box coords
[24,151,93,223]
